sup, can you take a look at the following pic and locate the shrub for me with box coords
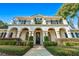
[0,46,31,56]
[44,41,57,46]
[65,42,79,46]
[0,40,16,45]
[19,41,27,46]
[27,36,33,47]
[27,41,33,48]
[44,36,49,41]
[45,46,79,56]
[29,36,33,41]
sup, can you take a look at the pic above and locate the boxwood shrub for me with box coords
[44,41,57,46]
[27,36,34,47]
[44,36,49,41]
[65,42,79,46]
[0,40,16,45]
[0,46,31,56]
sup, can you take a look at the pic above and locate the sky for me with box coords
[0,3,78,28]
[0,3,62,23]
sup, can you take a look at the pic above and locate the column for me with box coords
[55,30,60,38]
[5,30,10,38]
[66,30,72,38]
[29,31,32,36]
[45,31,48,36]
[43,31,48,42]
[17,30,21,38]
[31,31,34,36]
[43,31,46,42]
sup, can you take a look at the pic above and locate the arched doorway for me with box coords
[59,28,68,38]
[20,28,29,41]
[9,28,18,38]
[48,28,56,41]
[34,28,43,45]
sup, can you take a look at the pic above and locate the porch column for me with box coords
[31,31,34,36]
[17,30,21,38]
[43,31,46,42]
[6,30,10,38]
[66,30,72,38]
[29,31,32,36]
[55,30,60,38]
[45,31,48,36]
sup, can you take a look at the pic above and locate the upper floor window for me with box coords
[59,19,63,24]
[34,17,42,24]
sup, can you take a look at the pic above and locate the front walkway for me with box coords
[24,45,53,56]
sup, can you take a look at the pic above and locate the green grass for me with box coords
[45,46,79,56]
[0,45,31,56]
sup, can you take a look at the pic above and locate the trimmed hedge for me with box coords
[27,41,33,48]
[29,36,33,41]
[65,42,79,46]
[0,38,21,45]
[0,40,16,45]
[44,41,57,46]
[28,36,33,47]
[44,36,49,41]
[0,46,31,56]
[46,46,79,56]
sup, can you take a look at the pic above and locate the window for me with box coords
[24,20,26,24]
[34,17,42,24]
[71,33,75,38]
[59,19,63,24]
[56,20,58,24]
[75,33,79,38]
[65,33,68,38]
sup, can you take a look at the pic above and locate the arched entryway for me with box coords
[59,28,68,38]
[48,28,56,41]
[34,28,43,45]
[20,28,29,41]
[9,28,18,38]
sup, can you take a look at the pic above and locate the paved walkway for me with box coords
[24,45,53,56]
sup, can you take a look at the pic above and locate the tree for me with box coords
[0,20,8,27]
[56,3,79,29]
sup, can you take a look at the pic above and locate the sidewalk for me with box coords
[24,45,53,56]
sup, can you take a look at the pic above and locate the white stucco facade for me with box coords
[0,14,79,45]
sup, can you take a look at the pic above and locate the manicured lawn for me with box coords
[0,45,31,56]
[45,46,79,56]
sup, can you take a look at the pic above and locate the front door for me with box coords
[36,32,40,45]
